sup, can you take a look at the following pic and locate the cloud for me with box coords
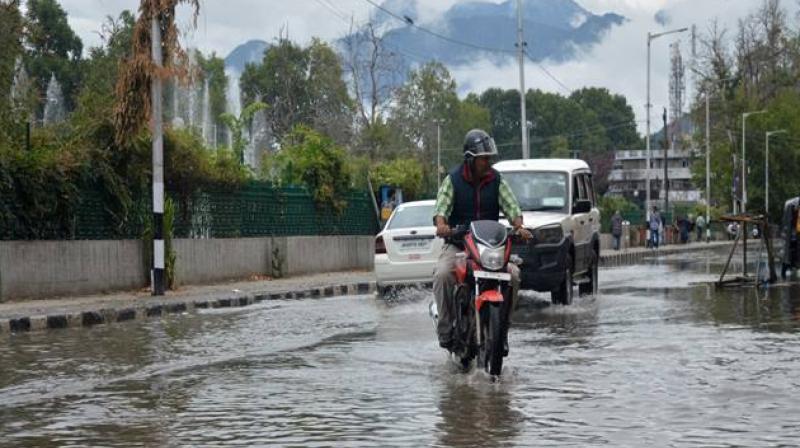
[58,0,797,138]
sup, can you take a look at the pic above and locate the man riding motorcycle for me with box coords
[433,129,532,350]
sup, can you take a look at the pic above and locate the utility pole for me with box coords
[742,110,766,214]
[516,0,529,159]
[765,130,787,217]
[151,16,165,296]
[704,90,710,239]
[646,27,687,222]
[663,107,669,215]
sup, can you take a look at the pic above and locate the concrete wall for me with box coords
[0,236,375,301]
[173,237,273,286]
[0,240,147,300]
[283,236,374,276]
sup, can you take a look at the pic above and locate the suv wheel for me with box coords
[551,254,573,305]
[579,249,598,296]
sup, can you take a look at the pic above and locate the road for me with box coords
[1,246,799,447]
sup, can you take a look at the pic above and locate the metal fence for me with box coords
[6,182,379,240]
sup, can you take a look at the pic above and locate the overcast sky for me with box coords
[60,0,794,135]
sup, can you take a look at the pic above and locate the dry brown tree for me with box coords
[113,0,199,146]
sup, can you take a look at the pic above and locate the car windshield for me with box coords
[502,171,568,213]
[387,205,435,230]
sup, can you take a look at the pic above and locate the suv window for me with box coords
[503,171,569,213]
[573,174,587,203]
[582,174,596,206]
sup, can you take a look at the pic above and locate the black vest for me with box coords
[447,164,502,228]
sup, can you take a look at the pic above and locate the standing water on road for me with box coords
[1,247,799,446]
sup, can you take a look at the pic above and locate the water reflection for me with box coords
[434,378,522,448]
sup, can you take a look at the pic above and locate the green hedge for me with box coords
[3,182,379,240]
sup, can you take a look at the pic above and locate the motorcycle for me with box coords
[429,220,521,376]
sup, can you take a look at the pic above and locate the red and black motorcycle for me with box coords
[430,220,520,376]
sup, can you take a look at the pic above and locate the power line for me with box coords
[362,0,515,55]
[524,50,571,94]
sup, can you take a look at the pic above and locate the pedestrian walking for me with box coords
[678,214,690,244]
[650,206,661,249]
[695,214,706,242]
[611,210,623,251]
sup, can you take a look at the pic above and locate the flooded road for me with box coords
[2,247,800,447]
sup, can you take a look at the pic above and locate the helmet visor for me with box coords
[465,136,498,158]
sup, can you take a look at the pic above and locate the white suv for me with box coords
[494,159,601,304]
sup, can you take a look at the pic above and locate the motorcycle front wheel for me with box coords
[481,303,505,376]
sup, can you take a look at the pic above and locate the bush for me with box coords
[268,125,352,212]
[370,157,425,201]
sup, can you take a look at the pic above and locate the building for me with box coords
[606,148,702,207]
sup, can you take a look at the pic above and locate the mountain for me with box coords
[224,39,269,72]
[374,0,625,65]
[223,0,624,72]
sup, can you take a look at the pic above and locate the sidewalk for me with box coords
[0,241,734,335]
[0,271,376,334]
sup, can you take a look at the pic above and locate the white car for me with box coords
[374,200,444,296]
[494,159,601,304]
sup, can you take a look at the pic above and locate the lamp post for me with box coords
[698,76,735,241]
[741,110,766,214]
[646,27,688,221]
[765,130,787,216]
[433,118,444,191]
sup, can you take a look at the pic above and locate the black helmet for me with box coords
[463,129,498,160]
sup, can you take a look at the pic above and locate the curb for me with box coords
[599,241,733,267]
[0,281,377,335]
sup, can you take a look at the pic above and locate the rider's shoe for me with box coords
[439,336,454,351]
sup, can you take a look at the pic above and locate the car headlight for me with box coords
[533,225,563,245]
[479,246,506,271]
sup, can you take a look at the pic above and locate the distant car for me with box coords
[375,200,444,296]
[494,159,601,305]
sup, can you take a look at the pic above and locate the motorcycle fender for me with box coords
[455,259,468,284]
[475,289,503,312]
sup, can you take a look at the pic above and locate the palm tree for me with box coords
[219,101,268,164]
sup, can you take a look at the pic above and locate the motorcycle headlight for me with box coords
[479,246,506,271]
[533,225,564,245]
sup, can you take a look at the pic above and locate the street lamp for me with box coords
[698,75,735,241]
[646,27,688,219]
[433,118,445,191]
[741,110,766,214]
[765,129,787,216]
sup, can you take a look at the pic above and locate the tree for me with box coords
[569,87,639,151]
[269,125,352,211]
[72,11,135,125]
[219,101,268,163]
[23,0,83,117]
[240,38,352,144]
[113,0,200,145]
[371,157,425,201]
[341,21,404,158]
[0,1,24,112]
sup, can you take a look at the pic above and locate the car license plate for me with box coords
[473,270,511,281]
[400,240,430,250]
[408,254,422,260]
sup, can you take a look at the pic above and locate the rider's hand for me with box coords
[436,223,451,238]
[515,226,533,241]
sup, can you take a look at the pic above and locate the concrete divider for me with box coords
[0,236,374,302]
